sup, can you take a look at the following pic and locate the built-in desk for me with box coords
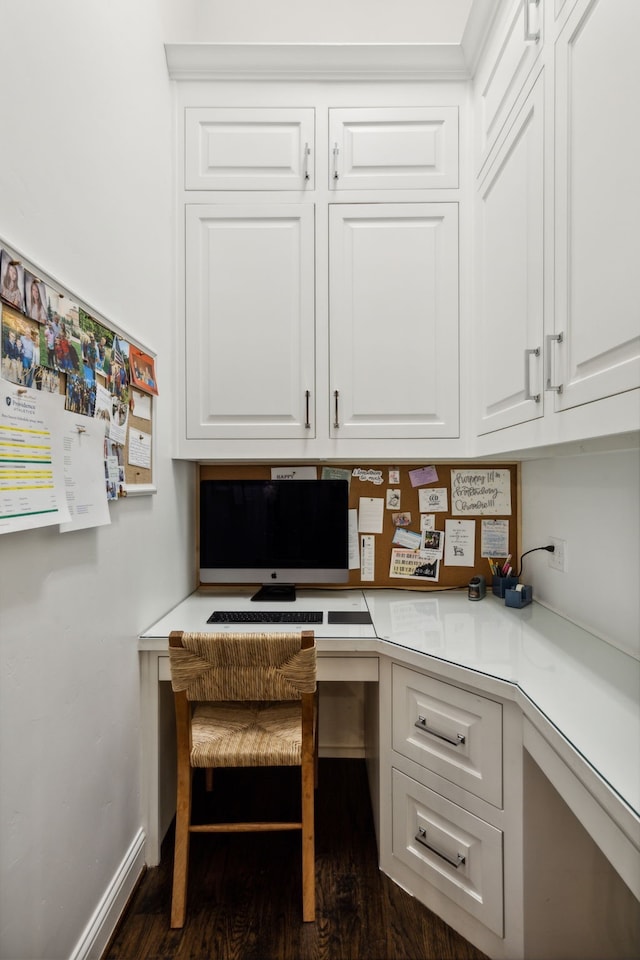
[138,590,381,864]
[138,588,640,955]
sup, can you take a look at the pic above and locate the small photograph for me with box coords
[421,528,444,553]
[32,366,62,394]
[24,271,48,323]
[0,250,25,312]
[129,344,158,395]
[65,372,96,417]
[42,291,82,373]
[1,304,41,387]
[109,336,130,403]
[392,512,411,527]
[79,308,114,380]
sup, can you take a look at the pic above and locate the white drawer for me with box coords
[392,664,502,807]
[329,107,458,189]
[185,107,315,190]
[392,768,503,936]
[158,653,378,683]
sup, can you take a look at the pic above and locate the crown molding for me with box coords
[164,42,478,82]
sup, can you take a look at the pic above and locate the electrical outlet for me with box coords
[548,537,567,572]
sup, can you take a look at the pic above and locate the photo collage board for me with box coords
[0,242,157,499]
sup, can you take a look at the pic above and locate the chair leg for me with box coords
[205,767,214,792]
[301,759,315,922]
[170,760,193,928]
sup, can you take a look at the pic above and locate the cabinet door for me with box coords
[329,203,459,439]
[185,108,314,190]
[475,74,544,435]
[185,204,315,440]
[329,108,458,189]
[475,0,543,174]
[553,0,640,410]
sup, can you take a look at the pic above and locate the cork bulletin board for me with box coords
[198,462,520,591]
[123,389,154,491]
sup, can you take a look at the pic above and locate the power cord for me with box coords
[516,544,555,578]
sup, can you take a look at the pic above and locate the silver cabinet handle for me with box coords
[303,142,311,182]
[525,347,541,402]
[524,0,541,42]
[415,715,465,746]
[332,142,339,181]
[333,389,340,428]
[545,332,564,393]
[415,827,466,868]
[304,390,311,429]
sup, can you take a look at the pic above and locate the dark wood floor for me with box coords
[105,759,488,960]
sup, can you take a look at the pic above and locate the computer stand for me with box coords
[251,583,296,602]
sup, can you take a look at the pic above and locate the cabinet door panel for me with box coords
[554,0,640,409]
[185,204,315,439]
[185,108,314,190]
[330,108,458,189]
[475,0,543,173]
[329,204,459,439]
[476,74,544,435]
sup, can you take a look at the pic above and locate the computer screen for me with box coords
[199,478,350,600]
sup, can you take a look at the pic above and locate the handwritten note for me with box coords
[444,519,476,566]
[450,469,511,516]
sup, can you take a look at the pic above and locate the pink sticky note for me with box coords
[409,465,439,487]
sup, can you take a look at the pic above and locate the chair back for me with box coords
[169,630,316,702]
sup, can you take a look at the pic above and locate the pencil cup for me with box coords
[492,575,518,598]
[505,584,533,608]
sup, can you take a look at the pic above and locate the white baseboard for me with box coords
[69,828,146,960]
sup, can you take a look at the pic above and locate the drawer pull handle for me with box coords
[304,389,311,429]
[415,715,465,746]
[524,347,541,403]
[545,332,564,393]
[415,827,465,868]
[524,0,540,43]
[332,142,340,181]
[333,389,340,428]
[303,142,311,181]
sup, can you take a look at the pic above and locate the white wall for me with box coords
[521,449,640,659]
[0,3,195,959]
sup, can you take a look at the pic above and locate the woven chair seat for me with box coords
[191,700,302,768]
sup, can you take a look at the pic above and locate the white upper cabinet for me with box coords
[329,203,459,439]
[475,0,543,175]
[185,108,314,190]
[184,203,315,440]
[475,73,545,435]
[329,107,458,190]
[552,0,640,410]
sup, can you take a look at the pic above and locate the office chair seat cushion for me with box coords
[191,700,303,767]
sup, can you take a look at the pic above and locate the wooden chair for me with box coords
[168,629,317,927]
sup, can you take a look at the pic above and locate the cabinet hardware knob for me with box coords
[524,346,541,403]
[415,715,465,746]
[415,827,466,868]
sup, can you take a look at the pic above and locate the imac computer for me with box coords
[199,478,350,601]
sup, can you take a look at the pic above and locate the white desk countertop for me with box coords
[140,587,640,825]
